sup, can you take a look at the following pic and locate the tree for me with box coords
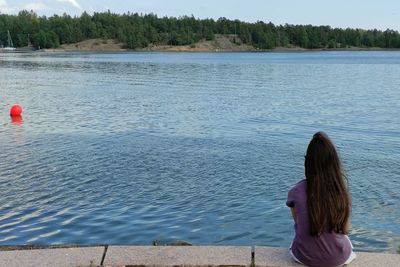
[1,10,400,50]
[298,27,309,48]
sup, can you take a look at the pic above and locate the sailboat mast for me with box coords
[7,30,14,47]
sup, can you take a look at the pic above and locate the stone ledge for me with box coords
[254,247,301,267]
[0,246,399,267]
[104,246,252,267]
[0,246,104,267]
[254,246,400,267]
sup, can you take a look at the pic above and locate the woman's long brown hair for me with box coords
[305,132,350,236]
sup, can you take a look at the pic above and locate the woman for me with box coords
[287,132,356,267]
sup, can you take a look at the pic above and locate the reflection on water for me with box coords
[0,52,399,252]
[11,116,23,125]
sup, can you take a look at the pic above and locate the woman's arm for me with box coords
[290,207,297,221]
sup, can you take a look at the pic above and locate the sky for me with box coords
[1,0,399,31]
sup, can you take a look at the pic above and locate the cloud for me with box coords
[1,0,47,14]
[57,0,81,9]
[0,0,16,14]
[0,0,84,15]
[23,2,46,12]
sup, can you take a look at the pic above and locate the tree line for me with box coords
[1,10,400,50]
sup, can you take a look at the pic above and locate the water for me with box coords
[0,52,399,252]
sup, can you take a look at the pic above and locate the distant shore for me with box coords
[34,37,400,53]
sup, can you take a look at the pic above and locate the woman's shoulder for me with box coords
[286,180,307,207]
[287,179,307,207]
[290,179,307,191]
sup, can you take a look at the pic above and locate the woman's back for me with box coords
[287,132,356,267]
[287,179,352,267]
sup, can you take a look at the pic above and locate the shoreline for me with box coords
[24,37,400,53]
[36,47,400,53]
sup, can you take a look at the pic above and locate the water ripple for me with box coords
[0,52,399,251]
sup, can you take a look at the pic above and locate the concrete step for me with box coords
[1,245,399,267]
[103,246,252,266]
[0,246,104,267]
[254,246,400,267]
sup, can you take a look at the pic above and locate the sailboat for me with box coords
[1,30,16,51]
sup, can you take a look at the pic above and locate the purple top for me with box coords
[286,180,352,267]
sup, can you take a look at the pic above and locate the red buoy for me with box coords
[10,104,23,117]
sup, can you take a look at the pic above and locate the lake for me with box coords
[0,51,399,252]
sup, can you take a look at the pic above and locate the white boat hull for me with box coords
[0,47,16,52]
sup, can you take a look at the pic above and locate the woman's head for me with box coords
[305,132,342,181]
[305,132,350,236]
